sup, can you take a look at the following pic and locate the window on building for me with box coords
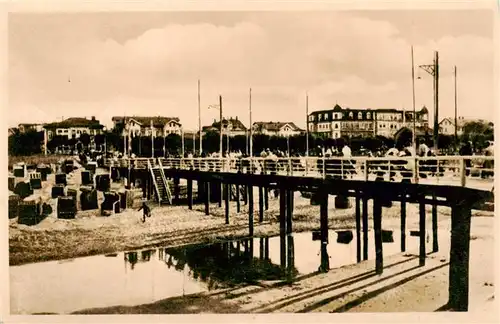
[324,113,328,120]
[318,115,322,121]
[349,112,353,118]
[358,112,362,119]
[367,112,371,119]
[335,124,338,129]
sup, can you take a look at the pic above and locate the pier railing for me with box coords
[104,155,494,190]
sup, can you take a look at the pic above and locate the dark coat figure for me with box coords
[138,202,151,222]
[459,142,473,176]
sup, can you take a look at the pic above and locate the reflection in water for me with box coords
[11,228,435,314]
[155,238,297,288]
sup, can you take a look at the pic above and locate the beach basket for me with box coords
[80,186,98,210]
[81,170,92,185]
[14,181,33,199]
[55,173,67,186]
[51,185,65,198]
[57,196,76,219]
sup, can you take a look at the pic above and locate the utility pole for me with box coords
[150,119,154,158]
[419,51,439,153]
[454,66,458,149]
[306,93,309,157]
[219,95,223,157]
[43,128,48,155]
[411,46,416,154]
[249,88,253,157]
[198,79,202,155]
[181,128,185,157]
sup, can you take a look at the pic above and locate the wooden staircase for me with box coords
[148,159,172,205]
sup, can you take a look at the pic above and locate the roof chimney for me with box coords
[91,116,96,121]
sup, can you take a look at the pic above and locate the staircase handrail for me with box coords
[147,159,162,204]
[158,158,173,204]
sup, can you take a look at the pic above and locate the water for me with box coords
[10,229,434,314]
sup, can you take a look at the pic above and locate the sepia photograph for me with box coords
[4,1,498,320]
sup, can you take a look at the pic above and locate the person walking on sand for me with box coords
[138,200,151,223]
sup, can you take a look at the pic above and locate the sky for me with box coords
[8,10,496,130]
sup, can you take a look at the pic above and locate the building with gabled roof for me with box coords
[111,116,182,137]
[202,117,247,137]
[44,116,105,140]
[252,121,304,137]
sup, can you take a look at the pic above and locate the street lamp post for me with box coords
[419,51,439,154]
[306,93,309,157]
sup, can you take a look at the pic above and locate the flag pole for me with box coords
[249,88,253,158]
[219,95,223,157]
[198,79,202,155]
[306,93,309,157]
[411,45,418,183]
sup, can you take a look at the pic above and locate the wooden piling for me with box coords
[400,190,406,252]
[287,235,295,279]
[286,190,293,234]
[264,237,270,260]
[218,182,222,208]
[419,196,426,266]
[259,186,264,222]
[174,176,180,203]
[248,183,254,237]
[320,191,329,272]
[224,183,230,224]
[362,196,369,261]
[280,185,287,268]
[204,181,210,215]
[355,192,361,263]
[187,179,193,210]
[259,238,264,259]
[236,183,241,213]
[264,186,269,210]
[373,197,383,274]
[432,193,439,253]
[448,200,472,311]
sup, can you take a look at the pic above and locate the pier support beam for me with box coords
[319,191,329,273]
[448,200,472,311]
[373,197,383,274]
[400,190,407,252]
[187,179,193,210]
[432,193,439,253]
[248,183,254,237]
[362,196,369,261]
[225,183,230,224]
[419,196,426,266]
[204,181,210,215]
[236,182,241,213]
[173,176,180,203]
[259,186,264,222]
[355,192,361,263]
[279,184,287,269]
